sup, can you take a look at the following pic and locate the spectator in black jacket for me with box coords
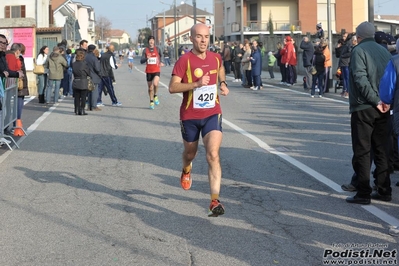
[310,46,325,98]
[337,33,355,98]
[98,44,121,106]
[85,44,102,111]
[232,42,244,82]
[274,42,285,84]
[300,36,314,90]
[72,50,90,115]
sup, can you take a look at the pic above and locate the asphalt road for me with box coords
[0,60,398,266]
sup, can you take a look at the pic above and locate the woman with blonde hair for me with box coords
[72,50,90,115]
[241,42,252,88]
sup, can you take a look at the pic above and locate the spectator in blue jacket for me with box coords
[249,40,262,90]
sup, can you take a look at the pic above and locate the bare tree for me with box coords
[95,15,112,42]
[137,27,152,46]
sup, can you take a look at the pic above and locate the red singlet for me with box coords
[145,47,161,73]
[172,51,223,120]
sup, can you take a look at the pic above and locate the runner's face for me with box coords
[149,39,154,46]
[191,25,209,53]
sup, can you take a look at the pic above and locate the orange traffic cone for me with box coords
[14,119,26,136]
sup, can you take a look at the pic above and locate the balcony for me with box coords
[244,20,301,32]
[87,21,95,33]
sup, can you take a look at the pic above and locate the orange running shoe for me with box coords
[180,163,192,190]
[208,199,225,217]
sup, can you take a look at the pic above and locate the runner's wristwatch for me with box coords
[219,81,227,86]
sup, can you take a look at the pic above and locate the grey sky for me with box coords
[80,0,397,44]
[375,0,398,15]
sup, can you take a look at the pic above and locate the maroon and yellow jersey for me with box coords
[172,51,222,120]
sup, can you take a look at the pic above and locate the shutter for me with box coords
[5,6,10,18]
[21,5,26,18]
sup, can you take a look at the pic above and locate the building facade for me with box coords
[218,0,369,41]
[149,3,214,49]
[52,0,96,45]
[108,29,130,47]
[0,0,52,28]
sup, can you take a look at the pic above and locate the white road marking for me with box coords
[153,70,399,227]
[4,68,397,228]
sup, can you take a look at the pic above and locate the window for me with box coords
[5,5,26,18]
[249,4,257,21]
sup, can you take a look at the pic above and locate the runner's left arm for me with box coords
[218,64,229,96]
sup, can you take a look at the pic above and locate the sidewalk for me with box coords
[226,68,344,96]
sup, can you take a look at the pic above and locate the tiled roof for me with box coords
[51,0,68,10]
[374,15,399,21]
[109,29,127,37]
[36,27,63,33]
[154,3,212,18]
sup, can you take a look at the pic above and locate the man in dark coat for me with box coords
[300,36,314,90]
[98,44,121,106]
[85,44,102,111]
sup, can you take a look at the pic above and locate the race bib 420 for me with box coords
[193,84,217,108]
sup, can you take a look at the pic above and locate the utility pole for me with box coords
[174,0,177,61]
[240,0,244,42]
[327,0,333,91]
[162,9,166,51]
[193,0,197,25]
[369,0,374,23]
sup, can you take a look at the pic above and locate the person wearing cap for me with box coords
[345,21,392,205]
[85,44,102,111]
[375,31,397,55]
[316,23,324,39]
[44,46,67,103]
[140,35,164,109]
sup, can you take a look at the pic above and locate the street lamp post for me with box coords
[174,0,178,61]
[73,19,78,44]
[160,0,178,61]
[193,0,196,24]
[162,9,166,51]
[177,9,180,48]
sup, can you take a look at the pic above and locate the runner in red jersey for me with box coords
[169,23,229,217]
[140,35,164,109]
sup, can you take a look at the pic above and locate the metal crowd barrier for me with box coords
[0,78,22,150]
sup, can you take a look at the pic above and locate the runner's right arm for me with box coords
[140,49,147,64]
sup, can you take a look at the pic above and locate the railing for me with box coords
[0,78,20,150]
[245,20,301,32]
